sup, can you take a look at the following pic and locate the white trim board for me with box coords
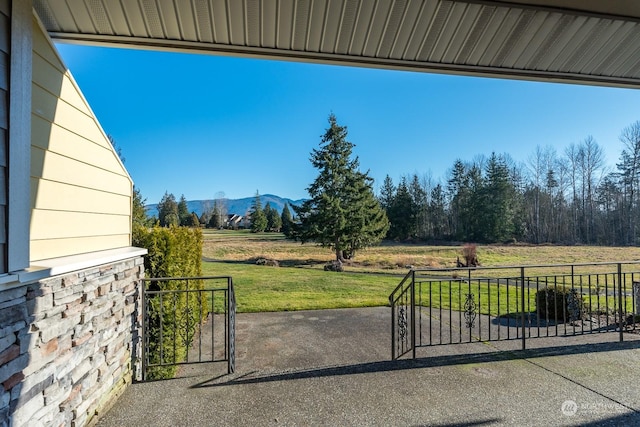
[8,0,33,272]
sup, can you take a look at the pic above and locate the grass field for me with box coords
[203,229,640,271]
[201,230,640,313]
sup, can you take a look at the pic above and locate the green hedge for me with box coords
[133,225,204,379]
[133,224,202,278]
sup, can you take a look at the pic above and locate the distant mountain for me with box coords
[145,194,306,218]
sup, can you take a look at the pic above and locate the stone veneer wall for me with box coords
[0,256,144,427]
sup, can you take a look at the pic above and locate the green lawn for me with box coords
[198,231,640,314]
[202,261,399,312]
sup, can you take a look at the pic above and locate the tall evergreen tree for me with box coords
[263,203,272,228]
[187,212,200,227]
[293,114,389,261]
[409,173,428,239]
[379,175,396,210]
[199,212,209,226]
[447,159,469,239]
[465,162,485,241]
[429,183,447,239]
[265,202,282,231]
[281,203,294,237]
[342,170,390,258]
[207,202,220,228]
[157,192,179,227]
[132,186,149,227]
[250,191,267,232]
[177,195,190,226]
[481,153,516,242]
[387,177,414,240]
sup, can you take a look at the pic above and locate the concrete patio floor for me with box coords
[96,307,640,426]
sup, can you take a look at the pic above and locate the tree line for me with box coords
[247,191,294,234]
[146,192,230,229]
[141,188,297,233]
[134,117,640,258]
[379,120,640,245]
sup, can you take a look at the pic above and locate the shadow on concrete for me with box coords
[413,420,502,427]
[491,312,630,332]
[580,413,640,426]
[191,339,640,388]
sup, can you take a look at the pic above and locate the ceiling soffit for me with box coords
[33,0,640,88]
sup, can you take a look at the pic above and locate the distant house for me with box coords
[225,214,243,229]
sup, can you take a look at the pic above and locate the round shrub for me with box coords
[536,286,585,322]
[324,260,344,272]
[256,257,279,267]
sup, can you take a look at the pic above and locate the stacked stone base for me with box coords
[0,256,144,427]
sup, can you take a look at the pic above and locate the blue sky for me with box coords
[56,43,640,204]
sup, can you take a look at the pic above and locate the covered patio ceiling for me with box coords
[33,0,640,88]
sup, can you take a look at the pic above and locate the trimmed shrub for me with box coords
[133,224,202,279]
[133,225,204,379]
[256,257,279,267]
[324,260,344,272]
[536,286,585,322]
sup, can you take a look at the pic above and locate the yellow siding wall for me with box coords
[30,17,132,262]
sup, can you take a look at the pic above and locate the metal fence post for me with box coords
[390,295,396,360]
[225,277,236,374]
[141,282,147,382]
[411,269,416,359]
[634,281,640,316]
[618,263,624,342]
[521,266,526,350]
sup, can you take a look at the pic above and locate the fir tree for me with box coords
[379,175,396,210]
[250,191,267,232]
[198,212,209,226]
[132,186,149,227]
[387,177,415,240]
[265,202,282,231]
[208,199,224,229]
[177,195,190,226]
[281,203,294,237]
[294,114,389,261]
[481,153,517,242]
[429,184,447,239]
[157,192,178,227]
[189,212,200,227]
[263,203,273,230]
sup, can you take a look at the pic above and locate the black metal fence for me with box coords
[142,276,235,380]
[390,262,640,360]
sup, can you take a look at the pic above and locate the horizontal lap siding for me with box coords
[31,116,129,175]
[30,17,132,262]
[30,210,131,239]
[30,178,131,216]
[30,147,131,196]
[30,235,131,261]
[0,0,9,273]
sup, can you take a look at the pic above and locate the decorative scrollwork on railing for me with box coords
[464,294,477,328]
[398,306,408,340]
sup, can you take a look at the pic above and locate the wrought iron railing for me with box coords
[390,262,640,360]
[142,276,235,380]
